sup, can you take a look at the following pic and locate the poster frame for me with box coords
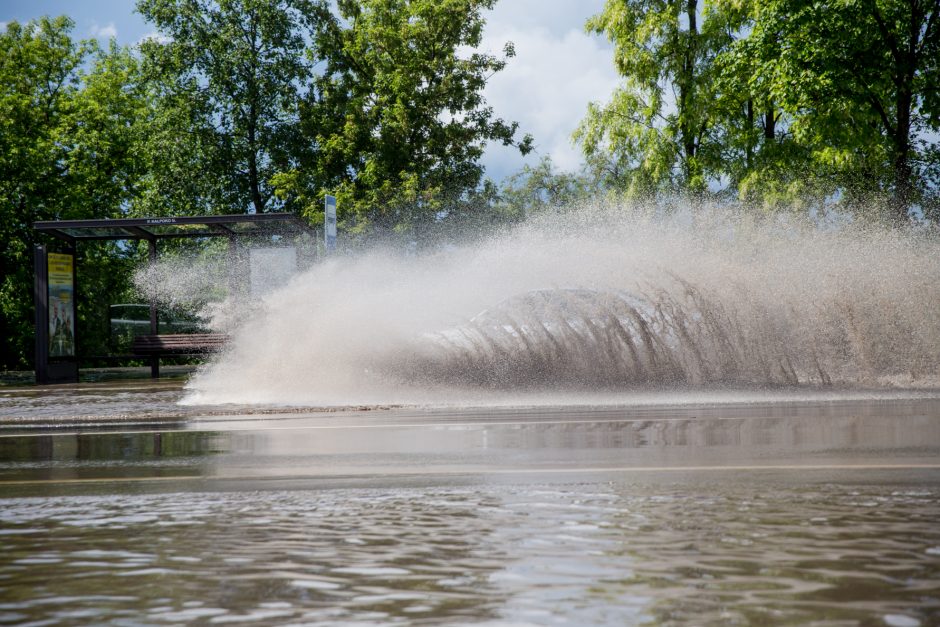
[34,244,79,384]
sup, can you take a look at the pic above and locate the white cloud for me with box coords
[484,0,606,40]
[478,1,619,181]
[89,21,118,39]
[138,31,172,45]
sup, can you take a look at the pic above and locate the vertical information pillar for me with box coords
[324,195,337,252]
[34,245,79,383]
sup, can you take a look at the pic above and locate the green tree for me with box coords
[131,39,230,217]
[0,18,144,368]
[136,0,329,214]
[0,16,86,368]
[575,0,729,196]
[704,1,817,211]
[278,0,532,235]
[722,0,940,220]
[497,156,595,220]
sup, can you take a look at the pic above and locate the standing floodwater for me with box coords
[1,383,939,626]
[2,483,938,626]
[6,206,940,626]
[178,207,940,406]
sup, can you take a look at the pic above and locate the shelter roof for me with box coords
[33,213,314,243]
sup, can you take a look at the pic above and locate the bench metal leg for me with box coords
[150,356,160,378]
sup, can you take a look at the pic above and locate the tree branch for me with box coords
[871,4,902,68]
[916,0,939,56]
[843,62,896,137]
[867,92,896,138]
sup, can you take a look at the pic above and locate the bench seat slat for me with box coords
[131,333,229,355]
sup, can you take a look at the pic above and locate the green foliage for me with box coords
[275,0,532,235]
[0,4,531,368]
[575,0,728,195]
[76,242,139,360]
[0,17,141,369]
[738,0,939,220]
[0,16,82,367]
[579,0,939,219]
[497,157,597,220]
[132,42,229,217]
[136,0,329,214]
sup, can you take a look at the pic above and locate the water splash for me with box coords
[132,247,294,334]
[181,205,940,405]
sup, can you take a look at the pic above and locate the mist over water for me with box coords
[179,205,940,405]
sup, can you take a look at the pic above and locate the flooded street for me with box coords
[1,380,939,625]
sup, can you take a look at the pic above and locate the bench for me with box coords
[131,333,229,355]
[131,334,229,377]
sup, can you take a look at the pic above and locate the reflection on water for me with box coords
[0,431,223,484]
[0,485,937,626]
[1,395,939,625]
[2,406,939,485]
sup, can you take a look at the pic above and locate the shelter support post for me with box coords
[148,239,159,378]
[228,235,238,297]
[33,245,49,383]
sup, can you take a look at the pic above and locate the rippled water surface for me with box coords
[0,485,938,626]
[1,381,939,625]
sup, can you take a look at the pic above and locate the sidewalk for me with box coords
[1,365,198,387]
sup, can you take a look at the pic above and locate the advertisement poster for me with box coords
[47,252,75,357]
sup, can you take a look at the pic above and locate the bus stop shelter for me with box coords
[33,213,316,383]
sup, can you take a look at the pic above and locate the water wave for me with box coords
[182,205,940,405]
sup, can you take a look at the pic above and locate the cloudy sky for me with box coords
[1,0,620,182]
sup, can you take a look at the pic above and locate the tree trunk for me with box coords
[892,87,912,223]
[679,0,699,185]
[247,13,265,214]
[745,98,754,170]
[763,105,775,140]
[891,22,915,224]
[247,105,265,214]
